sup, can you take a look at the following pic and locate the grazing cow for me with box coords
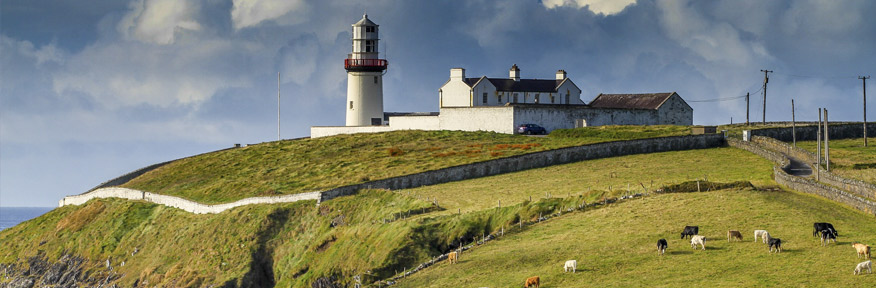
[448,251,458,264]
[814,223,838,237]
[681,226,699,239]
[524,276,540,288]
[728,230,743,242]
[769,238,783,253]
[754,230,771,243]
[821,230,837,246]
[855,260,872,275]
[690,235,706,250]
[657,239,668,256]
[564,260,577,273]
[853,243,871,259]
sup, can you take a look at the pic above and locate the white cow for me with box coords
[754,230,771,243]
[691,235,707,250]
[855,260,872,275]
[564,260,577,273]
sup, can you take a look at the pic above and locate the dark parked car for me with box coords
[518,124,546,135]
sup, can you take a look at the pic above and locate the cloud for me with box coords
[117,0,202,44]
[231,0,308,30]
[542,0,636,15]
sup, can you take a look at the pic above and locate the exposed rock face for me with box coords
[0,251,119,288]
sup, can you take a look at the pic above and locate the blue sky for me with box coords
[1,0,874,207]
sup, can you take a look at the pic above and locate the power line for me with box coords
[687,95,747,103]
[772,72,858,80]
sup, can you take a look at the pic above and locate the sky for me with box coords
[1,0,874,207]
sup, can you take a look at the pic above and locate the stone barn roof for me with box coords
[589,92,678,110]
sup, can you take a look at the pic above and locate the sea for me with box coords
[0,207,54,231]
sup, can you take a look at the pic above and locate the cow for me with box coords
[769,238,783,253]
[681,226,699,239]
[690,235,706,250]
[855,260,872,275]
[853,243,871,259]
[728,230,743,242]
[657,239,668,256]
[754,230,771,243]
[821,230,837,246]
[524,276,540,288]
[448,251,458,264]
[564,260,577,273]
[814,223,838,237]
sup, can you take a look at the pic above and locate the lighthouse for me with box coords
[345,14,388,126]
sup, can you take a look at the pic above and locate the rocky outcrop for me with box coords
[0,251,119,288]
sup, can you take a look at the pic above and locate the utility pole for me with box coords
[861,76,870,147]
[746,92,750,126]
[278,72,281,141]
[817,108,822,181]
[761,69,773,124]
[791,99,796,147]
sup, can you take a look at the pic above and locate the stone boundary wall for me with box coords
[726,138,787,166]
[60,187,320,214]
[318,134,725,202]
[751,136,876,200]
[61,134,724,213]
[773,166,876,216]
[749,122,875,142]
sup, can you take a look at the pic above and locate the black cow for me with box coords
[681,226,699,239]
[769,238,783,253]
[657,239,668,255]
[813,223,838,237]
[820,229,837,246]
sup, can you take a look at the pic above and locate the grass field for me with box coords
[396,189,876,287]
[796,137,876,184]
[401,147,775,214]
[121,127,690,204]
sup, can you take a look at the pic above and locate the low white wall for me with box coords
[439,107,515,134]
[311,126,393,138]
[59,187,321,214]
[389,115,440,130]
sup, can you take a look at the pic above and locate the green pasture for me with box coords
[796,137,876,184]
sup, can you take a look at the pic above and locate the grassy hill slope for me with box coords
[397,188,876,287]
[120,127,689,204]
[796,137,876,185]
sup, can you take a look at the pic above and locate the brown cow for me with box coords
[853,243,871,259]
[728,230,743,242]
[448,251,458,264]
[524,276,540,288]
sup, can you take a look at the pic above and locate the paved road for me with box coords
[786,155,813,176]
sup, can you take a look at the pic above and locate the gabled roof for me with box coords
[589,92,677,110]
[463,77,564,93]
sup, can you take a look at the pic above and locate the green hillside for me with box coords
[397,188,876,287]
[796,137,876,185]
[121,127,689,204]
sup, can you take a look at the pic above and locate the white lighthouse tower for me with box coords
[345,14,388,126]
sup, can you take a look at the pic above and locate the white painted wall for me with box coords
[389,115,440,130]
[556,80,585,104]
[440,73,474,107]
[439,107,516,134]
[346,71,384,126]
[311,125,393,138]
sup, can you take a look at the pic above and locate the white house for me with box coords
[439,65,585,107]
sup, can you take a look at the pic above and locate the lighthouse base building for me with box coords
[311,65,693,138]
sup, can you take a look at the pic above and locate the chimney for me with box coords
[556,70,567,80]
[509,64,520,81]
[451,68,465,80]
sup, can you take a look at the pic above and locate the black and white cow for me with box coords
[681,226,699,239]
[814,223,837,237]
[769,238,783,253]
[821,229,837,246]
[657,239,668,255]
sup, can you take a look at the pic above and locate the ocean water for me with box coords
[0,207,54,231]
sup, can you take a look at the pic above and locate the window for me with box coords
[514,93,519,103]
[365,40,374,52]
[374,76,378,84]
[565,94,570,104]
[498,94,503,103]
[349,101,353,110]
[551,95,555,103]
[366,26,375,33]
[483,92,488,104]
[535,94,540,103]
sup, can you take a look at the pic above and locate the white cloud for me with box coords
[231,0,308,30]
[117,0,202,44]
[542,0,636,15]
